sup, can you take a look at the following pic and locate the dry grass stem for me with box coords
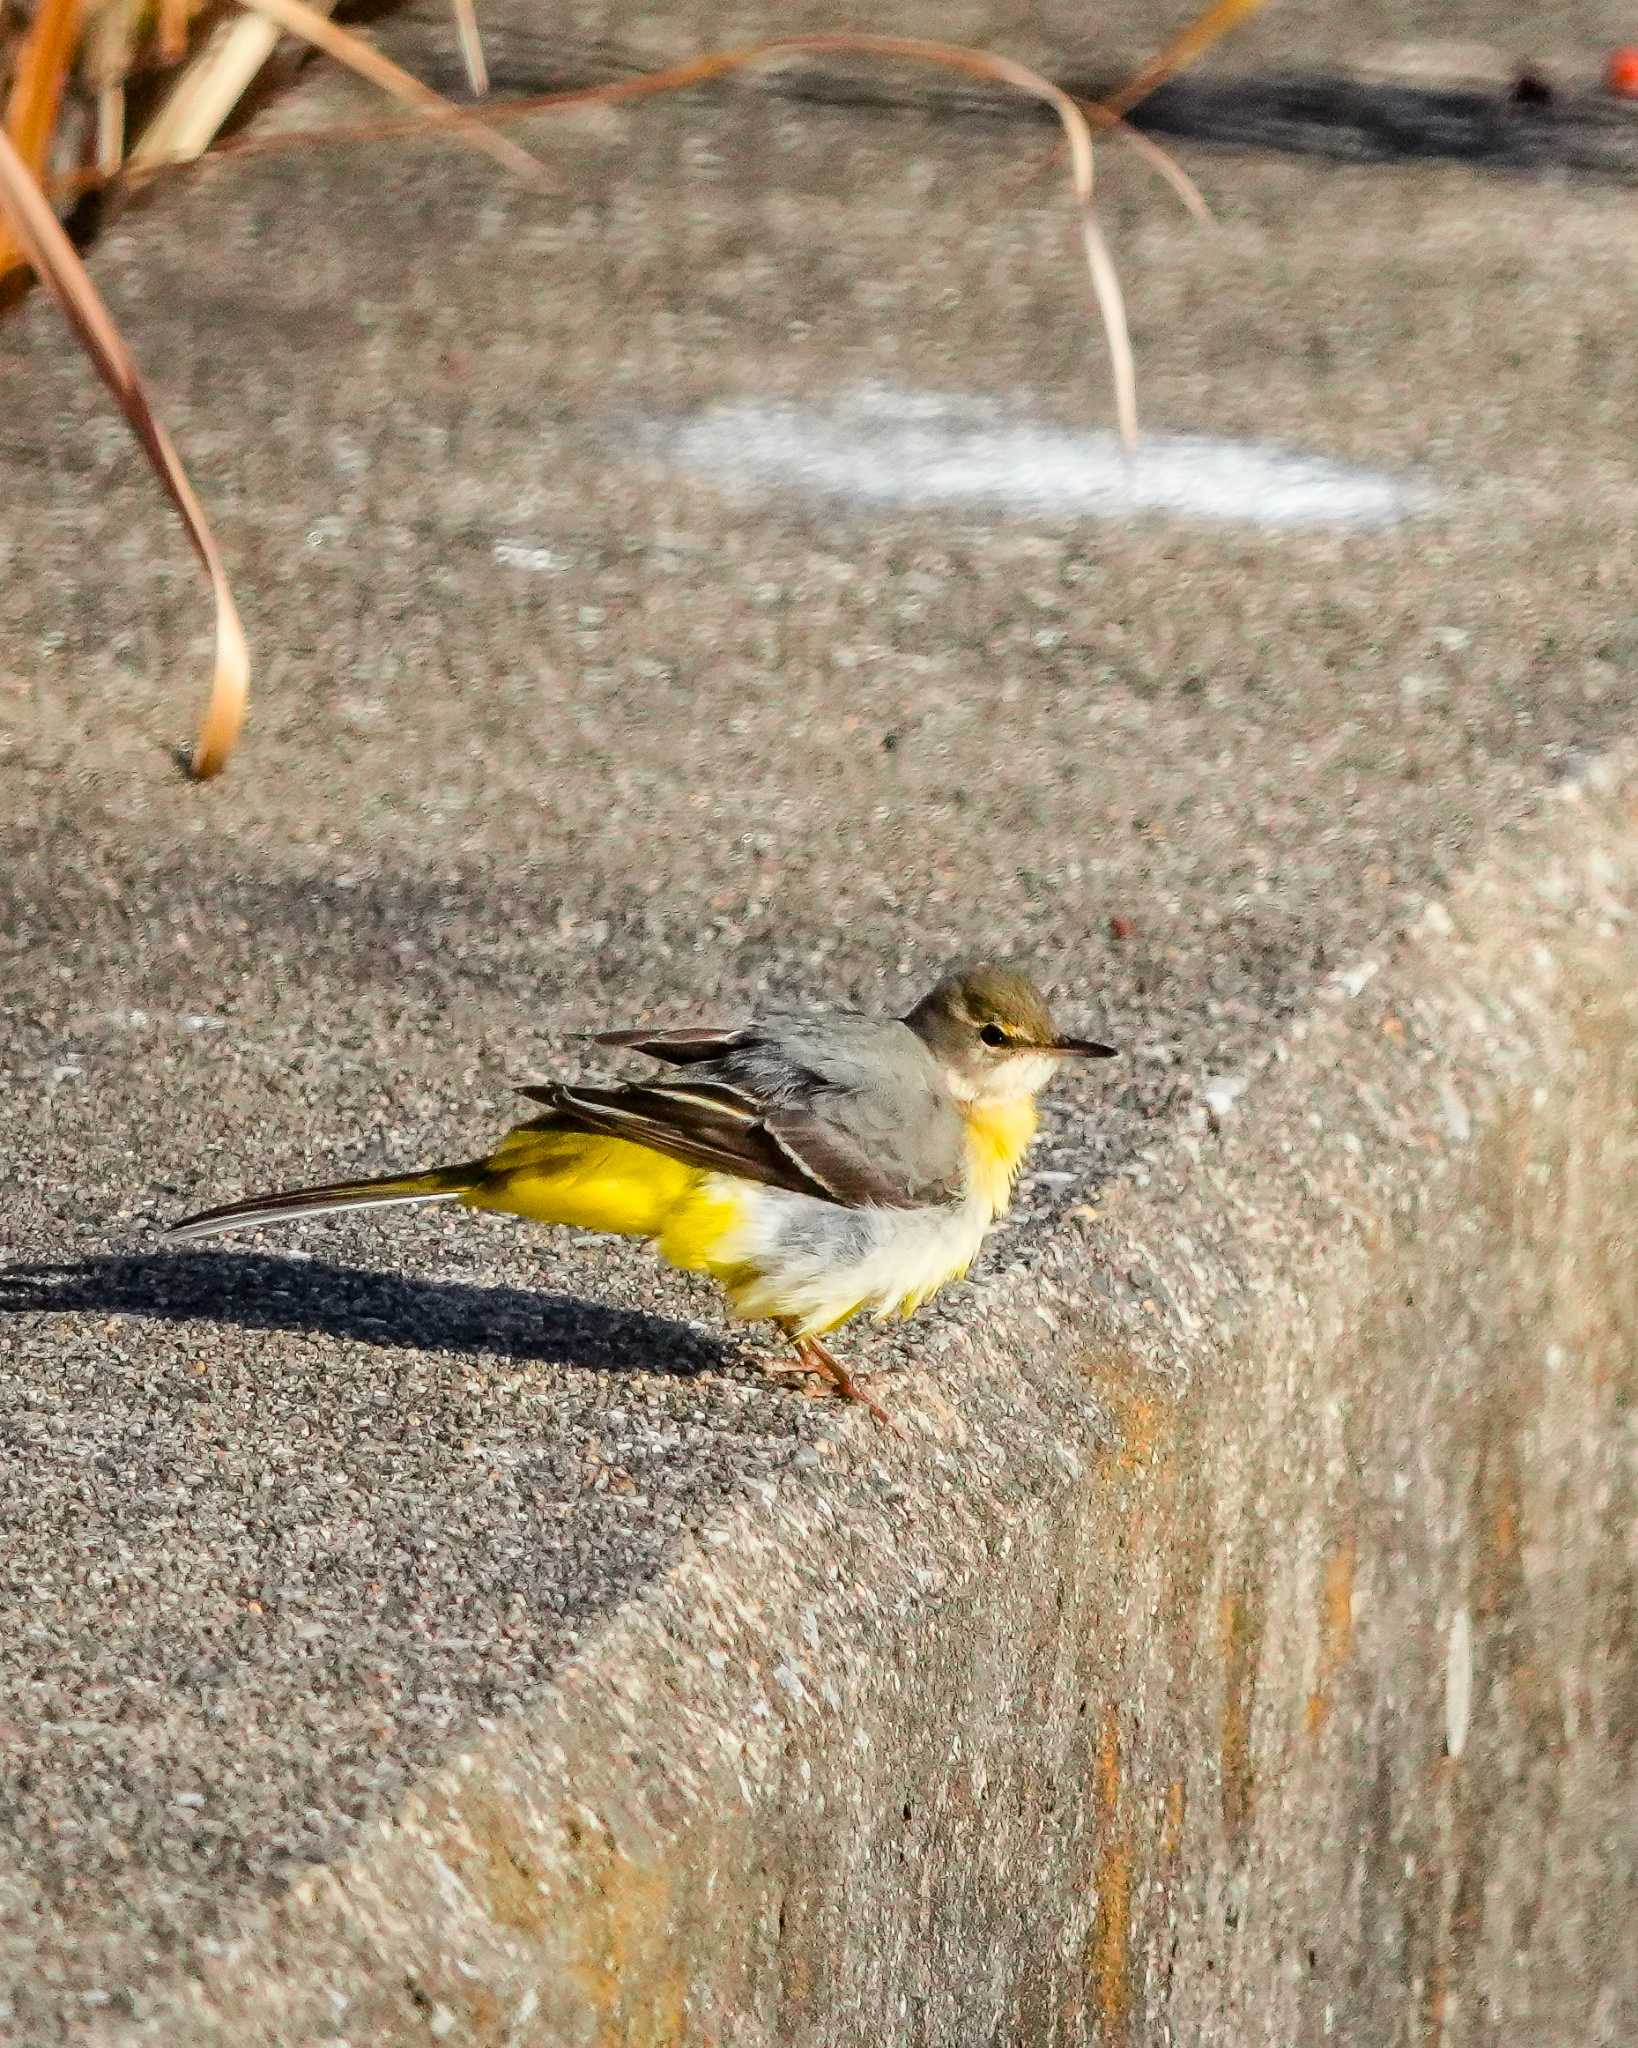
[1105,0,1273,117]
[0,0,86,278]
[130,9,290,170]
[1077,97,1212,221]
[155,0,189,67]
[231,0,546,184]
[0,124,248,774]
[449,0,487,97]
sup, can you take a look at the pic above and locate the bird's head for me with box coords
[903,964,1116,1105]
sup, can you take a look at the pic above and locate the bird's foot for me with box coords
[790,1335,903,1436]
[762,1360,831,1395]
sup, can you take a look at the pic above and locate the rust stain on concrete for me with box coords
[444,1792,550,1937]
[1423,1962,1449,2048]
[1092,1838,1134,2043]
[457,1982,503,2040]
[1305,1539,1357,1737]
[1086,1378,1176,1484]
[1468,1402,1565,1753]
[562,1822,688,2048]
[1096,1705,1122,1823]
[1161,1775,1187,1865]
[1219,1580,1267,1843]
[1472,1431,1526,1626]
[1087,1705,1132,2043]
[1116,1396,1164,1474]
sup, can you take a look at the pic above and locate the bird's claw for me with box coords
[785,1338,904,1435]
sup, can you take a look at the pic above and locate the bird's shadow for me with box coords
[0,1249,741,1380]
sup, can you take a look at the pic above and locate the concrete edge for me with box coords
[108,748,1638,2046]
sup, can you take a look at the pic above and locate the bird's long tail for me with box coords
[167,1161,485,1243]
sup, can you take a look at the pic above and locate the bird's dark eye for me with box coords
[979,1023,1008,1047]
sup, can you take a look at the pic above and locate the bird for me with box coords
[168,965,1115,1427]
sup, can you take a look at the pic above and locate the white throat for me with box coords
[944,1052,1060,1106]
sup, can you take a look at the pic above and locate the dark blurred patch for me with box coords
[1507,70,1556,110]
[0,1250,735,1377]
[1120,71,1637,181]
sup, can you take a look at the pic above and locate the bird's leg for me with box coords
[790,1332,901,1434]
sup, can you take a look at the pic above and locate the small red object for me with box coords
[1608,46,1638,96]
[1108,914,1135,942]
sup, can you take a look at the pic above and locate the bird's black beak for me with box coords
[1051,1036,1118,1058]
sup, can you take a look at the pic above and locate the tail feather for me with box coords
[167,1162,483,1243]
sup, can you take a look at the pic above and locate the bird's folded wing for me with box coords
[515,1078,930,1209]
[591,1024,752,1065]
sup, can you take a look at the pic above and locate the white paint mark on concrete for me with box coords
[1333,959,1382,1000]
[1445,1606,1473,1759]
[329,435,369,481]
[1201,1073,1249,1127]
[494,539,567,573]
[1437,1078,1473,1145]
[647,385,1430,529]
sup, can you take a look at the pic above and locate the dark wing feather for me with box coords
[592,1025,752,1066]
[761,1108,941,1208]
[516,1079,840,1203]
[514,1076,929,1209]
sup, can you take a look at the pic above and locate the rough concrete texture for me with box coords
[2,5,1637,2040]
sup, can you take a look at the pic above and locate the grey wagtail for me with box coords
[169,965,1115,1426]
